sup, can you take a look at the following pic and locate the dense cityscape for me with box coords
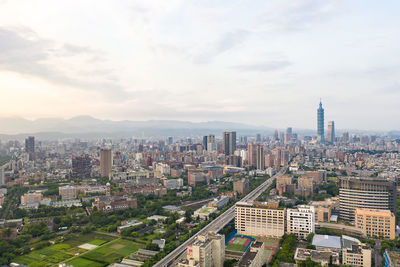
[0,101,399,267]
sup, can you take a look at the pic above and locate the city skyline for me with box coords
[0,1,399,130]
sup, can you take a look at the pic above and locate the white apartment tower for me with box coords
[286,205,315,239]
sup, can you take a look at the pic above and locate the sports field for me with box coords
[226,236,252,252]
[256,237,280,263]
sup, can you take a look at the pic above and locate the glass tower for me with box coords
[317,101,325,143]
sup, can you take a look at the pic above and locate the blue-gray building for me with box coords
[317,100,325,143]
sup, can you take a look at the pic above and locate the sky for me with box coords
[0,0,399,131]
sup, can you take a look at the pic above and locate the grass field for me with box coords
[88,239,107,246]
[226,243,247,252]
[66,238,144,266]
[14,233,115,267]
[66,257,105,267]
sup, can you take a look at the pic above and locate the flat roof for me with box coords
[312,234,341,249]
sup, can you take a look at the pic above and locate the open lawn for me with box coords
[68,238,144,266]
[88,239,107,246]
[14,233,115,267]
[66,257,106,267]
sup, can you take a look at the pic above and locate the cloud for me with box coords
[192,29,250,64]
[0,26,128,100]
[260,0,337,32]
[232,60,291,72]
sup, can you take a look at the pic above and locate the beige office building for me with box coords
[235,201,285,238]
[100,149,112,177]
[178,232,225,267]
[342,244,372,267]
[355,208,395,240]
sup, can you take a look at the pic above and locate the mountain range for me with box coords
[0,116,397,140]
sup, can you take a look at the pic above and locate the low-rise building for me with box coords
[208,196,229,209]
[163,178,184,189]
[194,206,217,220]
[342,244,372,267]
[294,248,340,266]
[233,179,249,195]
[93,196,137,212]
[312,234,341,251]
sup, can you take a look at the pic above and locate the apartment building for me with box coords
[178,232,225,267]
[286,205,315,239]
[233,178,249,195]
[235,201,285,238]
[355,208,395,240]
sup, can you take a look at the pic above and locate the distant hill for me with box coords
[0,116,275,139]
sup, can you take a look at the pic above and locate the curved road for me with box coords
[154,168,286,267]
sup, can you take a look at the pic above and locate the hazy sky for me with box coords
[0,0,399,130]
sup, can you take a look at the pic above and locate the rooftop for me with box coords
[312,234,341,249]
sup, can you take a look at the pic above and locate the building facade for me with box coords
[342,244,372,267]
[100,148,112,177]
[317,101,325,144]
[223,131,236,156]
[339,177,396,221]
[355,208,395,240]
[235,201,285,238]
[286,205,315,239]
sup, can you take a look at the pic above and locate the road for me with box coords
[154,168,286,267]
[375,240,382,267]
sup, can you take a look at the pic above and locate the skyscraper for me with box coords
[248,143,257,167]
[256,145,264,170]
[100,148,112,177]
[317,101,325,143]
[203,134,216,151]
[25,136,35,160]
[328,121,335,144]
[223,131,236,156]
[72,155,92,179]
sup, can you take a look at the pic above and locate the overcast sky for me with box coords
[0,0,399,131]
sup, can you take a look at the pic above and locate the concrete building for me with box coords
[339,177,396,222]
[327,121,335,144]
[276,175,294,196]
[208,196,229,209]
[235,201,285,238]
[286,205,315,239]
[20,190,42,206]
[248,143,257,168]
[233,178,249,195]
[100,148,112,177]
[59,185,78,200]
[256,145,264,170]
[93,196,137,212]
[179,232,225,267]
[294,248,340,266]
[223,131,236,156]
[342,244,372,267]
[163,178,184,189]
[355,208,395,240]
[238,241,265,267]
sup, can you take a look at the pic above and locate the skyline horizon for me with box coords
[0,1,399,131]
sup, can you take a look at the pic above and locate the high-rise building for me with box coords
[342,132,349,143]
[339,177,396,222]
[25,136,35,160]
[204,134,216,151]
[355,208,395,240]
[286,205,315,239]
[235,201,285,238]
[317,101,325,143]
[100,149,112,177]
[256,133,261,143]
[167,136,173,145]
[285,127,293,144]
[179,232,225,267]
[72,155,92,179]
[256,145,264,170]
[328,121,335,144]
[273,129,279,141]
[223,131,236,156]
[248,143,257,167]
